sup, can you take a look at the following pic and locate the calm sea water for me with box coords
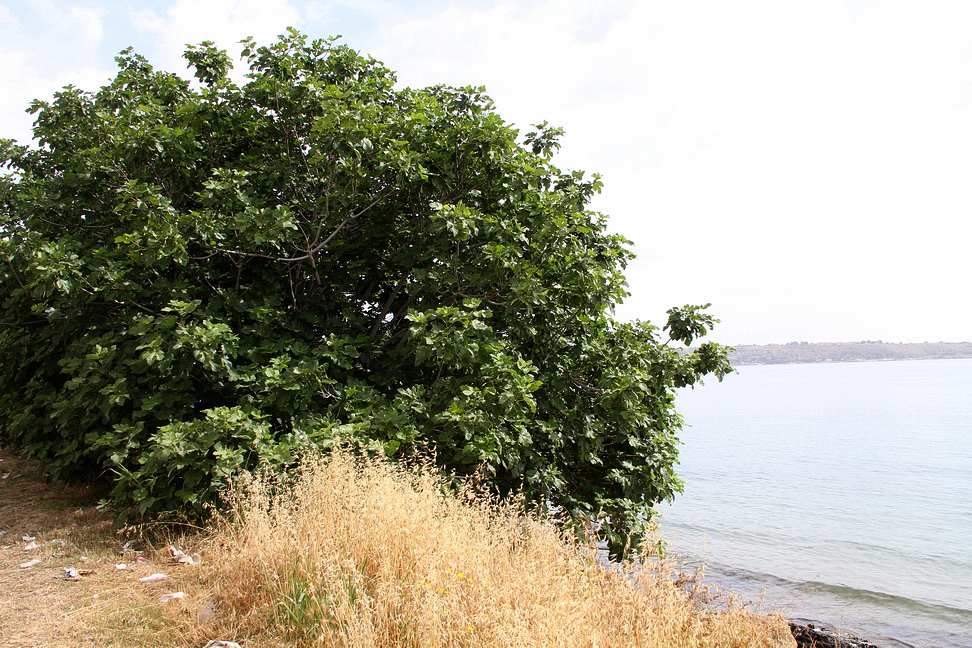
[658,358,972,648]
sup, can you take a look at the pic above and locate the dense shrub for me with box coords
[0,30,730,555]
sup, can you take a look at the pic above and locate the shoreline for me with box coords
[788,621,887,648]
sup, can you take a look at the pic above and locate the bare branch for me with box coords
[113,299,157,317]
[369,270,410,337]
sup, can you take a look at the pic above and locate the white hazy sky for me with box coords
[2,0,970,345]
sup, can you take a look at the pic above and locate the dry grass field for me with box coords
[0,447,795,648]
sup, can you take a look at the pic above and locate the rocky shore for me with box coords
[789,621,885,648]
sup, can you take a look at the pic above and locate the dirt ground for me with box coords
[0,446,120,646]
[0,447,204,648]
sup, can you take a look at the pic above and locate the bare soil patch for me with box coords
[0,447,171,648]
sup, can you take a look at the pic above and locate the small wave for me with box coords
[803,581,972,626]
[703,561,972,622]
[689,561,972,647]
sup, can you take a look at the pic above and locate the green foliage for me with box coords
[0,30,731,556]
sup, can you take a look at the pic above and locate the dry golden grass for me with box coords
[2,446,796,647]
[97,451,794,648]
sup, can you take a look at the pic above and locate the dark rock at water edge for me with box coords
[789,622,887,648]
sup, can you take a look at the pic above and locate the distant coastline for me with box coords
[728,341,972,365]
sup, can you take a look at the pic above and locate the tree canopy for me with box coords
[0,30,731,556]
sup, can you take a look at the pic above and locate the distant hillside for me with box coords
[728,341,972,365]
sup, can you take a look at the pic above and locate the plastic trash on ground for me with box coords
[60,567,95,581]
[22,541,38,551]
[203,641,242,648]
[158,591,185,603]
[197,600,218,624]
[138,573,167,583]
[168,545,199,565]
[120,539,141,555]
[19,559,41,568]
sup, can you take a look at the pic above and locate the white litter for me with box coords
[197,600,217,624]
[19,559,41,568]
[168,545,199,565]
[138,573,167,583]
[158,591,185,603]
[22,541,38,551]
[120,539,139,554]
[115,563,127,570]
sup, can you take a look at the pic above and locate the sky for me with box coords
[2,0,970,345]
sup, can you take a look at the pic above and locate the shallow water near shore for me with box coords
[658,358,972,648]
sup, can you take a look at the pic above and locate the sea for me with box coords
[657,358,972,648]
